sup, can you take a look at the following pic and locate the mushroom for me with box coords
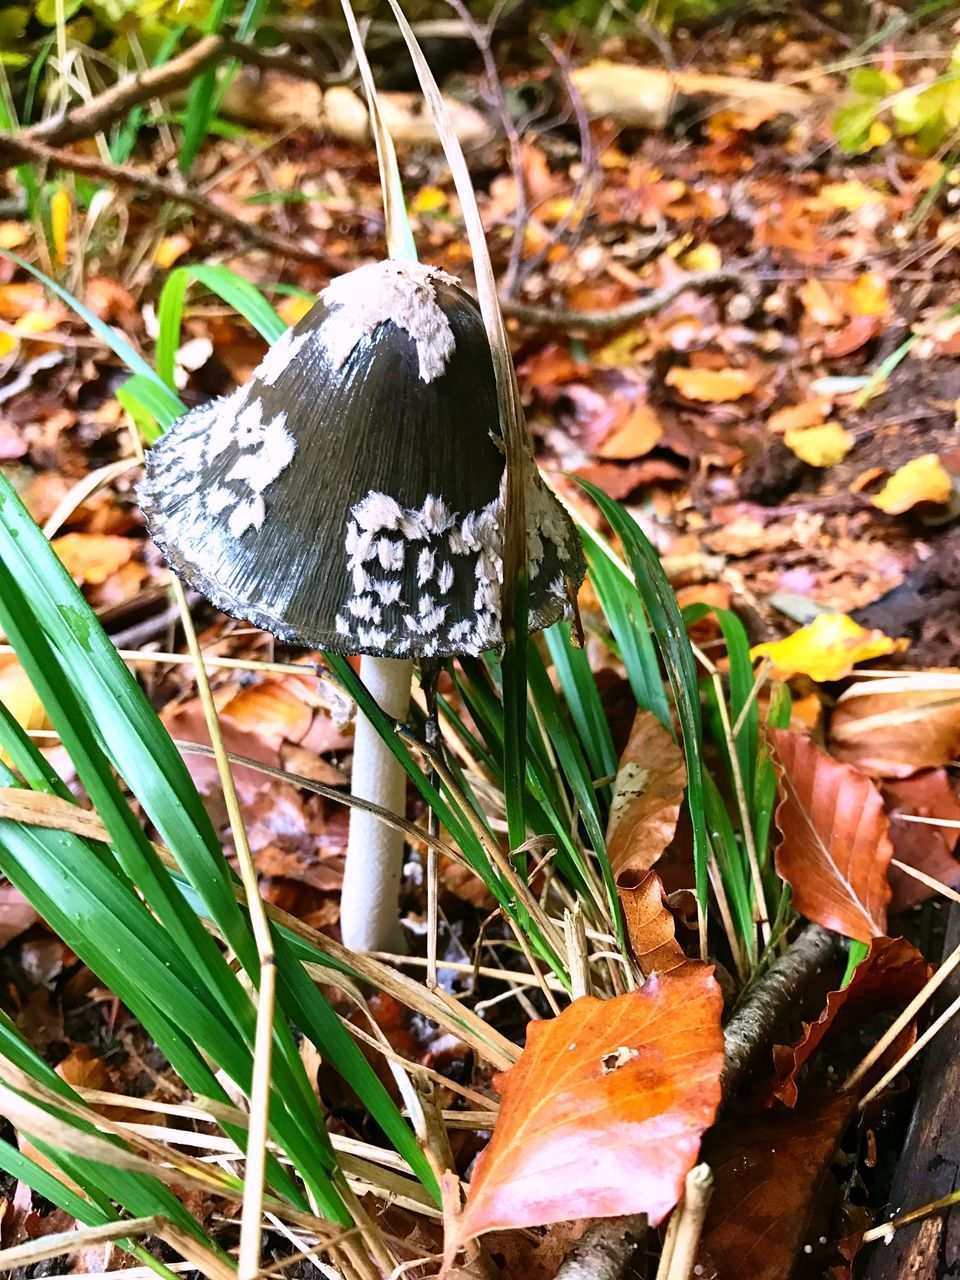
[139,258,584,952]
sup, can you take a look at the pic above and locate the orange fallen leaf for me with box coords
[822,312,883,357]
[767,399,831,434]
[618,870,687,976]
[872,454,953,514]
[605,710,686,880]
[154,233,192,268]
[783,422,854,467]
[664,365,757,402]
[830,677,960,778]
[598,403,664,459]
[276,295,316,327]
[750,613,907,682]
[51,533,135,586]
[454,964,724,1245]
[220,678,314,747]
[771,728,892,942]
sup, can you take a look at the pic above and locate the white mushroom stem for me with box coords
[341,653,413,953]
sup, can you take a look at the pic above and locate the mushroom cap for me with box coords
[139,259,583,658]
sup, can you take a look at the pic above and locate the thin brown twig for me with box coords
[26,36,227,147]
[0,131,348,271]
[500,267,758,330]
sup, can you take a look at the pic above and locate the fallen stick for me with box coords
[500,268,759,331]
[0,131,349,271]
[555,924,843,1280]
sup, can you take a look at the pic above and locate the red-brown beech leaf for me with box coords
[698,1093,856,1280]
[829,679,960,778]
[885,769,960,911]
[618,870,688,976]
[605,710,686,880]
[768,936,929,1107]
[454,965,724,1244]
[772,729,892,943]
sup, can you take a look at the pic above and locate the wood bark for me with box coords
[862,902,960,1279]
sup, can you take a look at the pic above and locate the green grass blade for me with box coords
[544,620,617,799]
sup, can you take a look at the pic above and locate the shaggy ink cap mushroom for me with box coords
[140,259,584,657]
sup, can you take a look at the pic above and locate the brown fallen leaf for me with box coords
[618,870,688,976]
[0,882,38,949]
[220,678,314,749]
[453,964,724,1246]
[605,710,686,880]
[597,403,664,459]
[822,313,883,358]
[771,729,892,943]
[829,678,960,778]
[698,1094,856,1280]
[885,769,960,910]
[768,936,929,1107]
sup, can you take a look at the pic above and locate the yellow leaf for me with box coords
[799,277,843,327]
[846,271,889,317]
[0,222,29,250]
[867,120,892,148]
[411,186,447,214]
[768,399,831,434]
[154,233,192,268]
[0,659,48,764]
[0,331,16,360]
[784,422,854,467]
[277,294,316,327]
[873,454,953,514]
[751,614,908,682]
[681,242,722,271]
[50,186,71,270]
[664,365,757,402]
[819,180,880,211]
[14,308,64,336]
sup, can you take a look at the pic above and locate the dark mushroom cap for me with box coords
[139,259,583,658]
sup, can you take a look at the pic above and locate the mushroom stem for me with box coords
[341,654,413,953]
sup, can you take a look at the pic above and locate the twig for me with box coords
[656,1164,714,1280]
[500,268,758,331]
[27,36,227,147]
[555,1216,648,1280]
[0,131,347,270]
[721,923,841,1098]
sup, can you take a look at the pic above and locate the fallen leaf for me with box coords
[751,614,907,682]
[784,422,854,467]
[768,936,928,1106]
[0,882,38,948]
[822,313,883,357]
[51,533,135,586]
[411,185,448,214]
[597,404,664,459]
[455,965,724,1243]
[49,186,70,271]
[698,1094,856,1280]
[819,180,882,211]
[56,1046,109,1091]
[767,399,831,434]
[220,679,314,748]
[618,870,687,976]
[830,679,960,777]
[885,769,960,909]
[845,271,889,317]
[0,659,46,738]
[605,710,686,880]
[154,233,192,268]
[772,729,892,942]
[665,366,758,402]
[799,278,844,327]
[276,295,315,327]
[872,454,953,514]
[681,242,722,271]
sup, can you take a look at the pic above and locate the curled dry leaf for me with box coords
[771,729,892,943]
[665,365,758,403]
[829,678,960,778]
[768,935,929,1106]
[453,965,724,1246]
[750,613,907,683]
[618,870,688,976]
[872,454,953,514]
[605,710,686,881]
[885,769,960,909]
[698,1093,856,1280]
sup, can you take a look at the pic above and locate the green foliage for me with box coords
[834,51,960,154]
